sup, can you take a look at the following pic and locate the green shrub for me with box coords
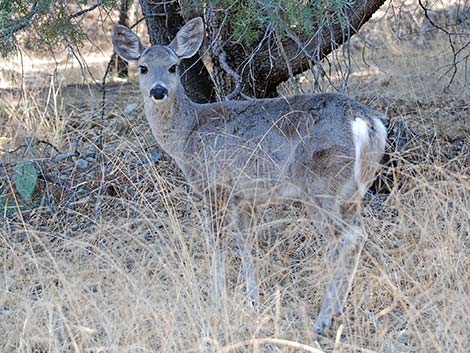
[0,0,117,56]
[206,0,355,46]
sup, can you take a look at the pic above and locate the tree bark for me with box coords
[112,0,131,78]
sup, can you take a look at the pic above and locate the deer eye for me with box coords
[139,65,148,74]
[169,65,177,73]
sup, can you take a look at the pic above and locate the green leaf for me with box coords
[0,194,7,217]
[15,160,38,202]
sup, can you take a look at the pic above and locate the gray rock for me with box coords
[137,148,162,166]
[76,159,88,170]
[123,103,139,115]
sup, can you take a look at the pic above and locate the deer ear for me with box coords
[169,18,204,59]
[112,25,145,61]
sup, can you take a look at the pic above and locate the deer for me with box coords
[112,17,387,334]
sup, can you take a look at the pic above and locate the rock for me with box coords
[148,149,162,164]
[123,103,139,115]
[137,148,162,166]
[53,151,78,162]
[0,137,12,146]
[76,159,88,170]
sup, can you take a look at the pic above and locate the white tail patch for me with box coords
[373,117,387,158]
[351,118,370,197]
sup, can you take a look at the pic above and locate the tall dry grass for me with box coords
[1,128,469,353]
[1,83,469,353]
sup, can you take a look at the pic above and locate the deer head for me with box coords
[112,18,204,103]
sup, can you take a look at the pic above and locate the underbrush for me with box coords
[0,82,469,353]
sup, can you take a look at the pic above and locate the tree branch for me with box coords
[68,1,104,20]
[223,0,387,97]
[0,2,38,40]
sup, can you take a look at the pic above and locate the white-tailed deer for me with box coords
[112,18,387,334]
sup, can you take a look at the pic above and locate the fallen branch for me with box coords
[211,337,326,353]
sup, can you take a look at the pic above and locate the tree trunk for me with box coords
[112,0,131,78]
[138,0,386,100]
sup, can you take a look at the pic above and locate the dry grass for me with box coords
[1,2,470,352]
[1,106,468,352]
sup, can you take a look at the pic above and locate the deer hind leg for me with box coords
[314,194,366,334]
[232,203,259,305]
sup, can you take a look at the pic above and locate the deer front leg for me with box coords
[208,191,229,306]
[234,204,259,305]
[314,224,367,334]
[210,236,225,305]
[236,235,259,304]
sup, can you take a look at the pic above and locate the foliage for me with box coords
[205,0,356,46]
[15,160,38,202]
[0,0,357,56]
[0,160,38,218]
[0,0,117,56]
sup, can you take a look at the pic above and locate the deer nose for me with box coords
[150,85,168,100]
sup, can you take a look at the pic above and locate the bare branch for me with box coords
[219,51,251,100]
[418,0,467,91]
[68,1,104,20]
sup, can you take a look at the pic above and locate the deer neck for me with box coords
[143,86,197,157]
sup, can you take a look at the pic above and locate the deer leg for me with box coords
[233,204,259,305]
[313,222,366,334]
[210,235,225,305]
[208,191,229,306]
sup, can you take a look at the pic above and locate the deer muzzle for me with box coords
[150,85,168,101]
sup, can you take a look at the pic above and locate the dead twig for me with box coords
[210,337,326,353]
[418,0,468,91]
[218,51,251,100]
